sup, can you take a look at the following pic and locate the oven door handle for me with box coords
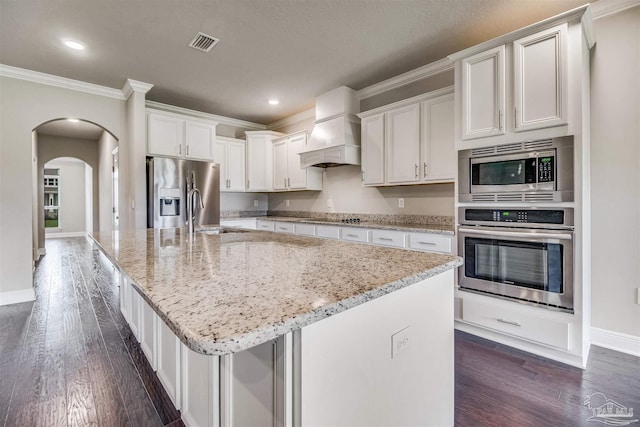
[458,226,573,241]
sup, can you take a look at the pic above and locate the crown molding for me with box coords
[0,64,126,100]
[591,0,640,19]
[267,108,316,131]
[145,100,266,130]
[122,79,153,99]
[356,58,454,101]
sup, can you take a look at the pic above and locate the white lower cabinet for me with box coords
[371,229,406,248]
[274,222,295,234]
[140,296,158,371]
[341,227,370,243]
[129,288,142,341]
[181,344,219,427]
[220,219,257,230]
[461,294,570,350]
[316,225,341,239]
[157,318,182,409]
[257,220,275,232]
[294,223,316,237]
[407,232,452,254]
[120,276,132,323]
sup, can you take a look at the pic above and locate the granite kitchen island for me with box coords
[91,227,462,427]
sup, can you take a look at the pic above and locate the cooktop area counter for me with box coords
[90,227,461,426]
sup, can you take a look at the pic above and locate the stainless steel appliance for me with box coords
[458,207,574,311]
[458,136,574,203]
[147,157,220,229]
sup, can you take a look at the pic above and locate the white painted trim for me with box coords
[358,86,454,117]
[267,108,315,131]
[45,231,87,238]
[0,64,126,100]
[38,247,47,257]
[0,288,36,306]
[591,327,640,357]
[356,58,454,100]
[591,0,640,19]
[145,100,266,130]
[122,78,153,98]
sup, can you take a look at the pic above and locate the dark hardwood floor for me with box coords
[1,237,638,426]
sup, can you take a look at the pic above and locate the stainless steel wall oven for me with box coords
[458,207,574,312]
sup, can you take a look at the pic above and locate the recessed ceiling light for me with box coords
[67,118,80,123]
[64,40,85,50]
[268,99,280,105]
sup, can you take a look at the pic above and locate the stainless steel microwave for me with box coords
[458,136,574,203]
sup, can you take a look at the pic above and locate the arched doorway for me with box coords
[33,118,119,258]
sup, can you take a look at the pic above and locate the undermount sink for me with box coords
[196,227,250,235]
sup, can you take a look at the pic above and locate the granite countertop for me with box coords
[224,216,455,235]
[90,228,461,356]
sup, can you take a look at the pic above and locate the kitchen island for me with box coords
[91,227,462,427]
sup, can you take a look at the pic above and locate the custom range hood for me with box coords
[299,86,361,168]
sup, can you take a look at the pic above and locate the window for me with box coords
[44,168,59,228]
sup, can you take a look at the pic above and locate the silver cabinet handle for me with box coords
[414,164,418,178]
[377,237,393,241]
[179,144,182,155]
[346,234,359,238]
[418,241,436,245]
[514,107,518,128]
[423,162,427,177]
[497,318,521,327]
[361,171,365,182]
[284,178,287,188]
[288,177,290,187]
[186,145,189,156]
[498,110,502,131]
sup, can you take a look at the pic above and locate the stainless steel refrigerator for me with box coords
[147,157,220,229]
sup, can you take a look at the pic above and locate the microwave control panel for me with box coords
[537,156,555,183]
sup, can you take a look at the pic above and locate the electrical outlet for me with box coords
[391,326,411,359]
[253,199,259,207]
[285,199,290,207]
[327,198,334,209]
[398,198,405,208]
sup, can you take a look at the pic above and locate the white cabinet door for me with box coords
[361,114,385,185]
[274,222,295,234]
[461,45,506,140]
[129,288,142,341]
[513,23,567,132]
[421,94,455,182]
[287,134,307,190]
[246,134,273,191]
[226,140,246,192]
[119,276,132,323]
[385,103,420,184]
[214,139,228,191]
[181,344,218,427]
[157,318,181,409]
[185,121,216,160]
[140,297,158,371]
[272,139,288,191]
[148,113,184,157]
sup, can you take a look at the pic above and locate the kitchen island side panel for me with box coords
[300,269,454,427]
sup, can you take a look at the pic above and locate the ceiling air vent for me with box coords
[188,32,219,53]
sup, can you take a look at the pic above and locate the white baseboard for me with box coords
[591,327,640,357]
[45,231,87,238]
[0,288,36,306]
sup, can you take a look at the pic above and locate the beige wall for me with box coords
[98,131,118,232]
[590,6,640,338]
[0,76,126,296]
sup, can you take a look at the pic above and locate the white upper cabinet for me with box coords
[385,103,421,184]
[245,131,283,192]
[215,136,246,192]
[461,46,506,140]
[147,109,217,161]
[360,114,385,185]
[513,23,568,132]
[421,93,455,181]
[358,87,455,187]
[272,133,322,191]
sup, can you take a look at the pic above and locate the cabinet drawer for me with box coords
[407,233,452,254]
[341,227,370,243]
[257,220,275,232]
[221,219,257,230]
[371,229,406,248]
[275,222,295,233]
[462,297,570,350]
[316,225,340,239]
[295,223,316,236]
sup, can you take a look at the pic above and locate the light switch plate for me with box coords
[391,326,411,359]
[253,199,259,207]
[398,198,405,208]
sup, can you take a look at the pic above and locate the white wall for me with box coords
[44,158,87,234]
[590,6,640,339]
[85,163,93,232]
[221,192,268,213]
[98,131,118,232]
[0,76,126,299]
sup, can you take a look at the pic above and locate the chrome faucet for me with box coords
[187,170,204,238]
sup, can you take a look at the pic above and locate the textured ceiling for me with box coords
[0,0,591,125]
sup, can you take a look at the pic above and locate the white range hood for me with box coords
[299,86,361,168]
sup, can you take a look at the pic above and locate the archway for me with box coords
[32,118,119,259]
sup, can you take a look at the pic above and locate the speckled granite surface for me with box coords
[90,228,461,356]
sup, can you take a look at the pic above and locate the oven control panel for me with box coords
[464,209,565,225]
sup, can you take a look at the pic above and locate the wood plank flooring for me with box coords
[1,237,639,426]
